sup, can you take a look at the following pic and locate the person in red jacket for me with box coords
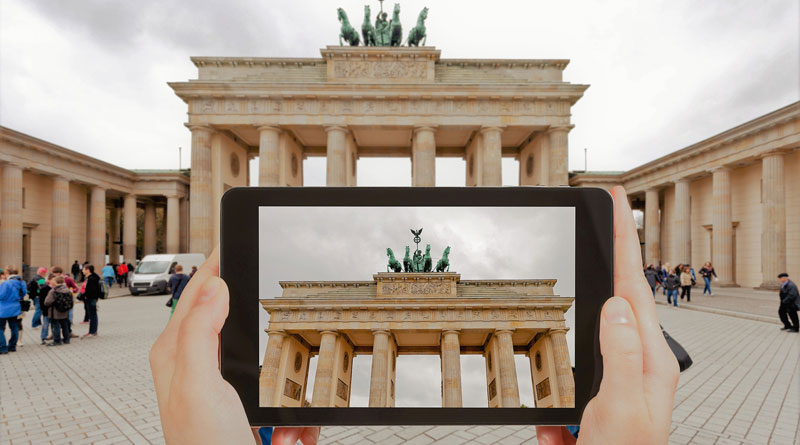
[117,263,129,288]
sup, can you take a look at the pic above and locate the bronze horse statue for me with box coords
[403,246,412,272]
[390,3,403,46]
[362,5,377,46]
[387,248,402,272]
[435,246,451,272]
[337,8,360,46]
[407,7,428,46]
[423,244,433,272]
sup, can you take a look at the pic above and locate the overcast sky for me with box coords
[258,206,575,407]
[1,0,797,184]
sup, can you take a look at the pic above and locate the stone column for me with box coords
[547,126,572,186]
[311,330,339,407]
[673,178,691,264]
[479,127,502,186]
[369,330,390,407]
[51,176,71,268]
[88,186,106,268]
[166,195,180,253]
[441,330,463,407]
[0,163,23,269]
[712,167,734,285]
[123,194,137,261]
[495,330,520,407]
[644,188,660,266]
[412,127,436,187]
[109,207,121,264]
[258,126,281,186]
[143,202,157,256]
[325,126,347,186]
[189,125,213,256]
[760,152,786,288]
[259,330,287,407]
[549,329,575,408]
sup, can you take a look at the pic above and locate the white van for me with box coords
[129,253,205,295]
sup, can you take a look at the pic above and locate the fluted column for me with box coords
[760,153,786,288]
[109,207,121,264]
[123,194,137,261]
[143,202,156,256]
[189,125,213,256]
[259,330,287,407]
[51,176,70,268]
[369,330,390,407]
[549,329,575,408]
[88,186,106,268]
[0,163,23,269]
[325,126,347,186]
[258,126,281,186]
[644,188,660,266]
[166,195,180,253]
[712,167,734,285]
[479,127,502,186]
[311,330,339,407]
[412,127,436,187]
[441,330,463,407]
[673,178,691,264]
[495,330,520,407]
[547,126,572,186]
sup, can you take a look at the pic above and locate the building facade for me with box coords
[571,102,800,289]
[259,272,574,408]
[0,127,190,272]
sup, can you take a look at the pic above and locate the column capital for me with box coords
[324,125,349,134]
[494,329,514,336]
[442,329,461,337]
[90,184,106,192]
[757,149,791,159]
[645,186,661,194]
[710,165,731,174]
[266,329,288,337]
[319,329,339,336]
[52,175,70,183]
[672,177,690,185]
[257,125,282,134]
[185,123,213,133]
[549,328,570,335]
[413,126,438,134]
[546,124,574,134]
[479,126,505,135]
[371,329,391,336]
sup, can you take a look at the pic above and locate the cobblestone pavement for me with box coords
[654,285,781,320]
[1,296,798,444]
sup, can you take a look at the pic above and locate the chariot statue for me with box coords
[338,1,428,47]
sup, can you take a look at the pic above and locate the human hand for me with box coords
[537,186,680,444]
[150,248,320,445]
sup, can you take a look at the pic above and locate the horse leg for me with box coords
[422,35,426,46]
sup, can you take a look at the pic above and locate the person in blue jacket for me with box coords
[1,267,27,354]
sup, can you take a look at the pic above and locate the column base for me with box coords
[714,282,739,288]
[757,283,781,290]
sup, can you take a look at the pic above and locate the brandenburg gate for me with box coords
[259,272,575,409]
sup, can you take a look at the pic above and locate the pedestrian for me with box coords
[80,261,89,282]
[80,264,101,338]
[52,267,79,339]
[0,267,26,354]
[665,267,681,307]
[699,262,716,295]
[71,260,81,282]
[28,267,46,328]
[680,265,693,302]
[77,280,89,324]
[643,264,660,297]
[778,273,799,333]
[189,266,198,278]
[37,274,53,345]
[661,263,670,295]
[44,275,73,346]
[101,263,115,290]
[117,263,129,288]
[167,265,191,319]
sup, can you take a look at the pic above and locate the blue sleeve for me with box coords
[258,427,274,444]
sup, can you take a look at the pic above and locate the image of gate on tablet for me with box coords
[258,206,575,409]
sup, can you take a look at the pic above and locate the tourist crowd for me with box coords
[0,261,111,354]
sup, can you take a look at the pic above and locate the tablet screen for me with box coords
[256,206,576,409]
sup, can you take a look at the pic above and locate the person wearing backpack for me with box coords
[167,265,191,319]
[81,264,102,338]
[665,269,681,307]
[44,275,73,346]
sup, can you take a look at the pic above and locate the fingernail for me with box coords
[197,277,221,302]
[604,297,632,324]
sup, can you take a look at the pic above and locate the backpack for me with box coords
[53,290,74,313]
[100,280,108,299]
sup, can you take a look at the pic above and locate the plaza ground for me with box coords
[1,290,798,445]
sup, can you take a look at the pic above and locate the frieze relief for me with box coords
[267,307,564,323]
[381,281,450,295]
[332,60,428,80]
[190,98,570,117]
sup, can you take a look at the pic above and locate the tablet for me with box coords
[220,187,613,426]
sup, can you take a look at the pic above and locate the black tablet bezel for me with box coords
[220,186,613,426]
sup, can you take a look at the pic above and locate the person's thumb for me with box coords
[172,276,229,384]
[596,296,645,407]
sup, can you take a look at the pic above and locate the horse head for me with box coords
[443,246,450,257]
[405,246,410,256]
[425,244,431,255]
[337,8,347,22]
[364,4,371,18]
[386,247,394,258]
[393,3,401,16]
[419,7,428,20]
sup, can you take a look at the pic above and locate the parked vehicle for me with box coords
[129,253,205,296]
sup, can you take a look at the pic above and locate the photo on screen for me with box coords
[258,206,575,409]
